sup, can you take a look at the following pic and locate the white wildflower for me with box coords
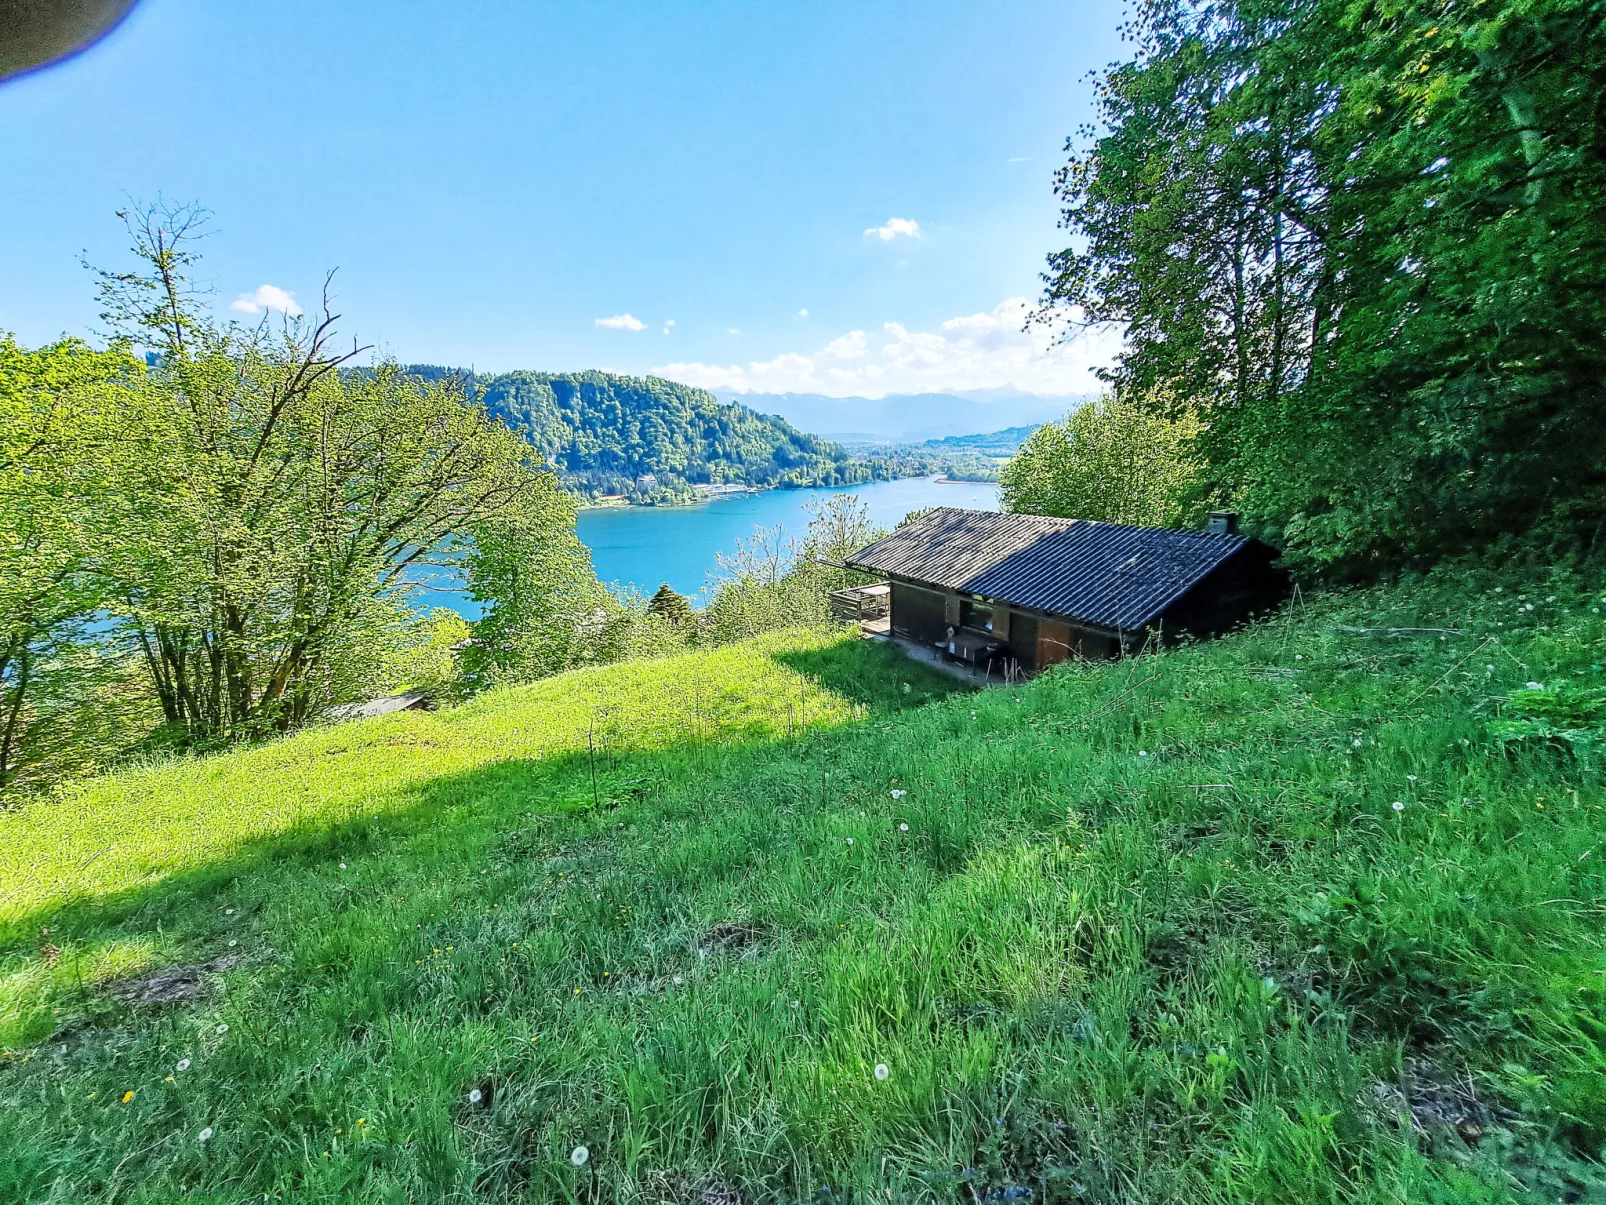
[1352,738,1363,748]
[890,789,906,799]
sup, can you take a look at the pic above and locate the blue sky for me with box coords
[0,0,1126,398]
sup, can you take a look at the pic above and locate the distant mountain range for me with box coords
[713,389,1086,442]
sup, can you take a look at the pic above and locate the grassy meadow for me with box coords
[2,576,1606,1202]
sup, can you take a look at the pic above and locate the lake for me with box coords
[417,476,999,616]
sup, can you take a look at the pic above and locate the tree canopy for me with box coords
[1037,0,1606,571]
[999,395,1206,527]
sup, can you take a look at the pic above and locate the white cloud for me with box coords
[229,284,303,317]
[1006,156,1032,163]
[797,308,809,318]
[863,217,921,242]
[662,319,675,335]
[727,327,741,336]
[595,313,647,331]
[654,297,1121,399]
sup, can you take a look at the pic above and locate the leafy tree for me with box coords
[95,203,576,736]
[646,583,696,628]
[459,499,608,688]
[1037,0,1606,569]
[999,394,1205,527]
[0,335,140,789]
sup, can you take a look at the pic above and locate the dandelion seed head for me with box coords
[176,1058,191,1072]
[874,1063,890,1081]
[890,789,906,799]
[215,1024,228,1034]
[197,1127,213,1142]
[223,908,235,916]
[1352,738,1363,747]
[228,939,237,947]
[339,863,347,869]
[1392,801,1406,812]
[899,823,909,832]
[467,1088,483,1104]
[845,837,853,846]
[571,1144,590,1166]
[1527,681,1544,690]
[1407,775,1417,782]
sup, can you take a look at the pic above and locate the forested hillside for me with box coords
[405,366,895,503]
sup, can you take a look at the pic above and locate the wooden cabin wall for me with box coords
[1008,613,1039,673]
[890,582,949,644]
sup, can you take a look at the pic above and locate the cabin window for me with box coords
[960,598,994,633]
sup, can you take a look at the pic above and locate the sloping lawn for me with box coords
[2,578,1605,1203]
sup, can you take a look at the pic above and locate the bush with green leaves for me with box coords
[998,393,1206,527]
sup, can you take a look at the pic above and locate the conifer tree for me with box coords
[646,583,696,627]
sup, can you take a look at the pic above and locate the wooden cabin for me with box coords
[844,507,1286,675]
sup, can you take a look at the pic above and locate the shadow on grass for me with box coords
[0,633,965,1046]
[767,631,970,712]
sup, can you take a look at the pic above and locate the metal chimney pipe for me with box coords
[1207,511,1239,536]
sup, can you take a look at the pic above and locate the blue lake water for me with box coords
[417,476,999,617]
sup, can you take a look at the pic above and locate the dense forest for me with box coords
[1037,0,1606,572]
[403,366,900,504]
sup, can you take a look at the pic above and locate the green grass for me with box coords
[2,576,1605,1202]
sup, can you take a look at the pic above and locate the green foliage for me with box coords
[379,607,472,699]
[1039,0,1606,569]
[409,366,897,503]
[0,334,146,789]
[90,204,577,740]
[998,393,1205,526]
[3,574,1605,1199]
[459,493,606,690]
[645,583,696,628]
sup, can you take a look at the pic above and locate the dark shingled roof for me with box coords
[845,507,1252,631]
